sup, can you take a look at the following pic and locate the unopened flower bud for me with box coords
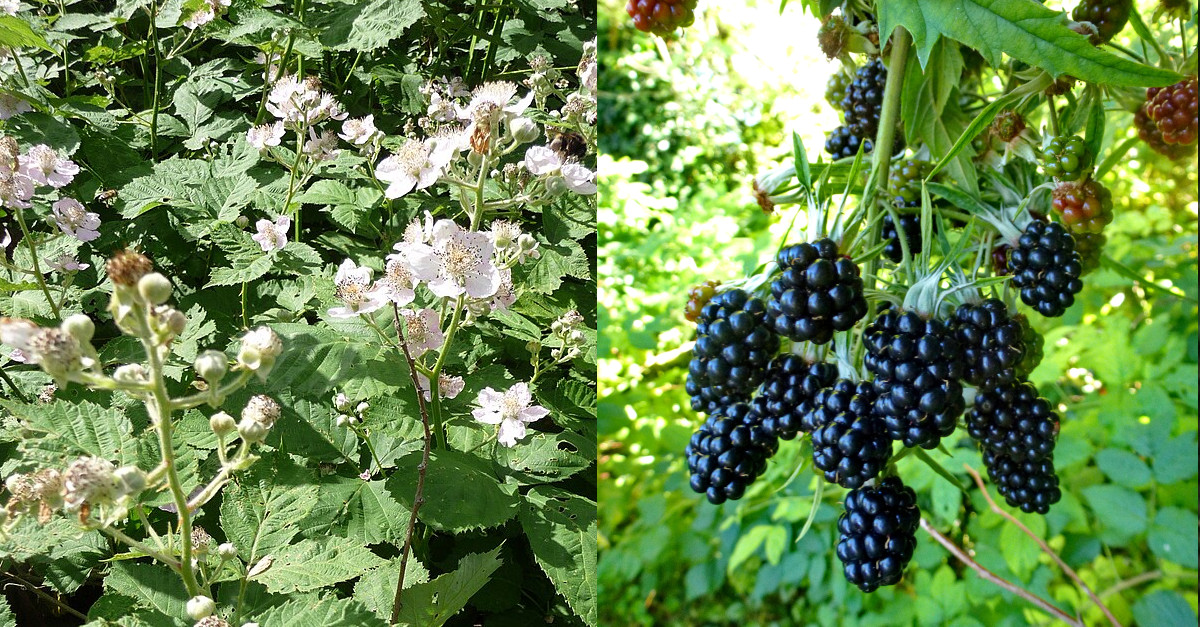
[187,595,216,620]
[237,417,268,444]
[138,273,172,305]
[355,402,369,415]
[568,330,585,344]
[195,351,228,383]
[236,215,250,228]
[210,412,236,437]
[545,176,567,196]
[218,543,238,560]
[509,117,540,144]
[165,309,187,336]
[62,314,95,344]
[113,466,146,497]
[238,327,283,380]
[333,392,351,413]
[114,364,148,385]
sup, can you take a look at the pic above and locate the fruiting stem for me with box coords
[13,208,61,320]
[390,304,433,626]
[864,26,911,292]
[1047,97,1060,137]
[964,464,1120,626]
[920,518,1083,626]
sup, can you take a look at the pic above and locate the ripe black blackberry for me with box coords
[626,0,697,35]
[1040,135,1093,182]
[755,354,838,440]
[967,380,1059,462]
[881,214,922,263]
[841,58,887,138]
[686,402,779,504]
[863,309,966,449]
[825,125,905,160]
[686,289,780,413]
[982,449,1062,514]
[1146,75,1198,145]
[1007,220,1085,318]
[810,380,891,489]
[1072,0,1131,44]
[836,477,920,592]
[952,299,1026,387]
[766,239,868,344]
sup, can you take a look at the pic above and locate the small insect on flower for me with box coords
[94,188,118,206]
[548,129,588,161]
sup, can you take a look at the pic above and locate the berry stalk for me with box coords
[864,27,911,290]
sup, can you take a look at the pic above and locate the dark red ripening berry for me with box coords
[1146,76,1198,146]
[1072,0,1131,44]
[626,0,697,36]
[1135,103,1192,159]
[1051,180,1113,234]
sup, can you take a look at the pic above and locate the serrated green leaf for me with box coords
[1081,484,1147,543]
[878,0,1179,87]
[352,559,431,620]
[314,0,425,51]
[4,399,137,464]
[1147,507,1198,569]
[253,537,386,594]
[387,450,519,533]
[103,561,188,624]
[254,595,387,627]
[492,430,593,484]
[391,546,503,627]
[519,487,597,626]
[219,463,321,563]
[301,477,410,545]
[0,15,54,52]
[1095,448,1152,488]
[0,595,13,627]
[1132,590,1197,627]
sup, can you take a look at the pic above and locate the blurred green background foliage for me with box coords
[597,0,1199,624]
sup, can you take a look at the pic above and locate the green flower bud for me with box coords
[545,176,567,196]
[62,314,95,344]
[138,273,173,305]
[237,417,268,444]
[217,542,238,560]
[113,466,146,497]
[195,351,228,383]
[165,309,187,336]
[210,412,236,437]
[509,117,540,144]
[186,595,215,620]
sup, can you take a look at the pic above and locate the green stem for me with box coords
[1048,97,1060,136]
[427,296,465,450]
[0,363,29,402]
[149,5,162,159]
[282,129,308,241]
[863,27,911,291]
[13,209,61,320]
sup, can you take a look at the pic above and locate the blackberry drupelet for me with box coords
[686,289,780,413]
[1052,180,1113,234]
[952,299,1026,387]
[1146,75,1198,145]
[983,449,1062,514]
[626,0,697,35]
[888,159,929,208]
[825,126,905,160]
[766,239,868,344]
[1007,220,1084,318]
[836,477,920,592]
[967,380,1059,462]
[826,72,851,111]
[1040,135,1093,182]
[1071,0,1131,44]
[755,354,838,440]
[863,309,966,449]
[881,214,922,263]
[841,58,887,138]
[810,380,891,489]
[1012,313,1044,379]
[686,402,779,504]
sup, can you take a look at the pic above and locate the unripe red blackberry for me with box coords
[755,354,838,440]
[952,299,1026,387]
[626,0,697,35]
[809,380,891,489]
[1051,179,1113,234]
[1135,103,1192,159]
[1073,231,1106,275]
[863,309,966,449]
[841,58,887,139]
[686,289,780,414]
[686,402,778,504]
[685,280,720,323]
[1007,220,1084,318]
[836,477,920,592]
[1145,75,1198,146]
[982,449,1062,514]
[1040,135,1093,181]
[766,239,868,344]
[1072,0,1131,44]
[967,380,1059,463]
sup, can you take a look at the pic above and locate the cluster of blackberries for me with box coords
[766,239,869,344]
[1145,75,1198,146]
[864,309,966,449]
[825,59,904,159]
[967,380,1062,514]
[1006,220,1085,318]
[755,354,838,440]
[1071,0,1131,44]
[686,289,779,413]
[836,477,920,592]
[1051,180,1114,234]
[1040,135,1092,182]
[686,402,778,504]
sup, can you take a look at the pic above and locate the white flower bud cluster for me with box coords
[333,392,369,427]
[3,458,145,528]
[549,309,587,363]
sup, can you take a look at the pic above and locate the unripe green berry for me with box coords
[210,412,236,437]
[237,417,268,444]
[62,314,95,344]
[186,596,215,620]
[138,273,173,305]
[1040,135,1093,182]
